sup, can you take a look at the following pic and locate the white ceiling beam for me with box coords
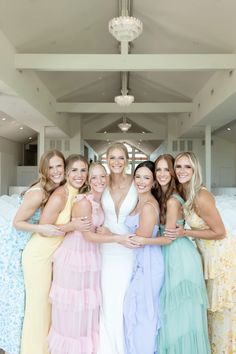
[0,30,70,135]
[178,68,236,136]
[56,102,192,113]
[15,54,236,71]
[83,133,164,140]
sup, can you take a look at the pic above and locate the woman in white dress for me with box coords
[97,142,138,354]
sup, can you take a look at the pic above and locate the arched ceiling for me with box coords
[0,0,236,153]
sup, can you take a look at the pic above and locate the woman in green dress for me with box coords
[131,154,210,354]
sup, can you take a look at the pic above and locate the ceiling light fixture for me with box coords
[115,94,134,106]
[19,126,24,130]
[118,116,132,132]
[2,117,6,121]
[109,16,143,42]
[227,127,231,131]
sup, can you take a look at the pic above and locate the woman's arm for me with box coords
[165,190,226,240]
[13,189,64,236]
[72,198,122,244]
[131,203,172,246]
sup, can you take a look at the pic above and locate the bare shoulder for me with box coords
[196,188,215,206]
[167,196,181,208]
[73,195,92,216]
[23,185,44,205]
[143,198,160,215]
[49,185,66,203]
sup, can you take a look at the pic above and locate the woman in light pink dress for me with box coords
[48,163,129,354]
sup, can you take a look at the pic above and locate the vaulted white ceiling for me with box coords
[0,0,236,153]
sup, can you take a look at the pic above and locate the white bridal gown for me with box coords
[98,183,138,354]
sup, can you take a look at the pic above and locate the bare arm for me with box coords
[165,190,226,240]
[131,203,172,246]
[13,188,64,237]
[40,188,65,225]
[72,198,121,244]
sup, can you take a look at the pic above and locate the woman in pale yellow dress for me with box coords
[21,154,90,354]
[165,151,236,354]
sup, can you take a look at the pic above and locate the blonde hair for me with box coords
[28,149,66,205]
[106,142,129,167]
[175,151,203,213]
[65,154,89,193]
[88,162,107,183]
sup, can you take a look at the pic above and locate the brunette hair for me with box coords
[65,154,89,194]
[28,149,66,205]
[155,154,178,224]
[134,160,157,199]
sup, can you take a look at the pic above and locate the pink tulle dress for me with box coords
[48,194,104,354]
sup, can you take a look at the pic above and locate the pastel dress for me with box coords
[21,184,78,354]
[123,204,164,354]
[97,183,138,354]
[157,194,210,354]
[184,204,236,354]
[48,194,104,354]
[0,187,41,354]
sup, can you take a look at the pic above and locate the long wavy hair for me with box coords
[134,160,157,199]
[174,151,203,214]
[28,149,66,205]
[65,154,89,194]
[155,154,178,224]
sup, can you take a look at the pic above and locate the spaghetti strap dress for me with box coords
[48,194,104,354]
[123,203,164,354]
[21,184,78,354]
[157,194,210,354]
[184,204,236,354]
[0,188,41,354]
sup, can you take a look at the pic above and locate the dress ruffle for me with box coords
[48,327,99,354]
[52,245,101,272]
[49,283,101,310]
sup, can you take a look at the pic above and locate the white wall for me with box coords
[0,137,22,194]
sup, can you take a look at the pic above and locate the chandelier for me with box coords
[118,117,132,132]
[115,94,134,106]
[109,16,143,42]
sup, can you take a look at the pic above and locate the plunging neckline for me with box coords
[107,182,134,223]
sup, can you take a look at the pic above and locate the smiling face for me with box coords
[89,164,107,194]
[155,158,172,188]
[175,155,194,185]
[47,155,65,186]
[107,148,127,174]
[134,166,154,195]
[67,160,88,189]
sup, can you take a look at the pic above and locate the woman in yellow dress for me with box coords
[21,154,89,354]
[165,151,236,354]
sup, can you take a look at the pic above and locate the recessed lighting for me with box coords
[227,127,231,131]
[29,136,32,140]
[2,117,6,121]
[104,131,107,134]
[142,131,145,134]
[19,126,24,130]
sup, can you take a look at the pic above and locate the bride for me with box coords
[97,142,138,354]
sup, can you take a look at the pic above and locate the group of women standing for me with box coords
[0,142,235,354]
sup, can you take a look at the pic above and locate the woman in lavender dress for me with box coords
[123,161,170,354]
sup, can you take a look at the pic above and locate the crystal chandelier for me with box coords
[115,94,134,106]
[118,116,132,132]
[109,16,143,42]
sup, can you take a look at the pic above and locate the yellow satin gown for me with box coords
[21,184,78,354]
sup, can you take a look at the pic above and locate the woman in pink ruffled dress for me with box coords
[48,162,130,354]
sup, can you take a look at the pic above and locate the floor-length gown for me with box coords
[157,194,210,354]
[0,188,41,354]
[184,205,236,354]
[21,184,78,354]
[123,205,164,354]
[48,194,104,354]
[97,183,138,354]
